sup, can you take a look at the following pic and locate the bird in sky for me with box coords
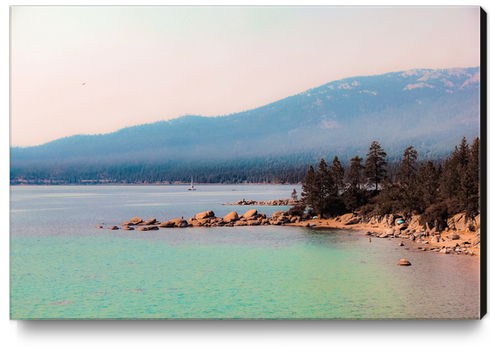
[82,83,85,85]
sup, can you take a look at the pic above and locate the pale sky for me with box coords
[10,6,481,147]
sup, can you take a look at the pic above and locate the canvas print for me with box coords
[10,6,483,320]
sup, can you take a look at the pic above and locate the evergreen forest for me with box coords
[295,137,480,230]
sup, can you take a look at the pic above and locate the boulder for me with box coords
[340,213,354,223]
[388,214,395,226]
[273,211,284,218]
[278,216,291,223]
[144,218,157,225]
[397,223,409,230]
[138,226,149,231]
[344,217,361,225]
[223,211,239,222]
[397,259,411,266]
[159,221,175,228]
[108,226,119,230]
[447,233,460,240]
[123,226,134,230]
[243,209,258,219]
[448,213,465,231]
[195,211,215,220]
[189,220,202,227]
[171,219,188,228]
[96,225,103,229]
[130,217,143,225]
[147,226,159,230]
[430,236,440,243]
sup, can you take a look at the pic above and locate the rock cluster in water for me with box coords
[224,198,298,206]
[107,210,304,230]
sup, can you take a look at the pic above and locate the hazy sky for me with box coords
[10,6,480,147]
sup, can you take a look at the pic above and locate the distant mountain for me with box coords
[11,67,480,183]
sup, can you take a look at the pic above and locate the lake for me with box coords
[10,184,480,319]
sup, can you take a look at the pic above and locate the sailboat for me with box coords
[188,177,196,190]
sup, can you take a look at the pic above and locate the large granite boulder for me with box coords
[108,226,119,230]
[144,218,157,225]
[196,211,215,220]
[223,211,239,222]
[243,209,258,219]
[130,217,143,225]
[171,219,188,228]
[273,211,284,218]
[159,221,175,228]
[344,217,361,225]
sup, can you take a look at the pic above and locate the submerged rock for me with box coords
[397,259,411,266]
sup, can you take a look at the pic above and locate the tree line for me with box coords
[296,137,480,229]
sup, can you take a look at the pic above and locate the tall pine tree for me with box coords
[365,141,387,192]
[347,155,364,189]
[398,145,418,185]
[330,156,345,196]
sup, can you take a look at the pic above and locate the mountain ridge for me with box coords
[11,67,480,182]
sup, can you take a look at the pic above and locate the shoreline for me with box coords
[290,216,480,258]
[11,182,301,186]
[104,208,480,258]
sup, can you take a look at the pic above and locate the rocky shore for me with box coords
[296,212,481,257]
[99,209,480,257]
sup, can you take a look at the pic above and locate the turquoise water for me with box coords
[10,185,480,319]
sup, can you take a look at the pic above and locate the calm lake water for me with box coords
[10,185,480,319]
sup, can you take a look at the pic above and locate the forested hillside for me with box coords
[11,67,480,184]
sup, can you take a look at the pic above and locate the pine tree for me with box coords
[301,165,318,213]
[439,156,459,200]
[461,137,480,220]
[347,155,364,189]
[398,145,418,185]
[418,161,439,209]
[330,156,345,196]
[456,136,470,168]
[291,188,298,200]
[316,158,334,218]
[365,141,387,192]
[400,172,423,215]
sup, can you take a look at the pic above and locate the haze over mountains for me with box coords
[11,67,480,183]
